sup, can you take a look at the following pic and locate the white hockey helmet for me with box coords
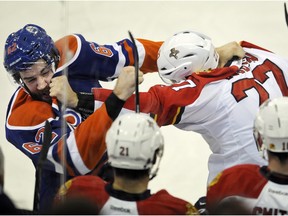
[106,113,164,179]
[254,97,288,153]
[157,30,219,84]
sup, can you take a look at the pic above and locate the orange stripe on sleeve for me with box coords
[137,39,163,73]
[55,35,79,68]
[123,40,134,66]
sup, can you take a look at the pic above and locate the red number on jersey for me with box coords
[231,59,288,105]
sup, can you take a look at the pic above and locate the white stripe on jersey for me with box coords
[66,132,90,175]
[55,34,82,74]
[47,144,64,174]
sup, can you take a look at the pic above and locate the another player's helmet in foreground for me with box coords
[106,113,164,179]
[254,97,288,153]
[3,24,59,83]
[157,30,219,84]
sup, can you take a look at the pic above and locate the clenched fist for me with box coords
[113,66,144,101]
[49,75,78,108]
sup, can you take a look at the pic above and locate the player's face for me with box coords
[19,59,54,103]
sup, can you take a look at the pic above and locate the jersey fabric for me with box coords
[93,41,288,184]
[54,35,162,92]
[206,164,288,214]
[54,175,198,215]
[5,34,162,210]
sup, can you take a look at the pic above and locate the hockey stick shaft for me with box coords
[33,120,52,212]
[128,31,140,113]
[284,2,288,27]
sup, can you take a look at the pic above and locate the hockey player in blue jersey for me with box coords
[3,24,159,211]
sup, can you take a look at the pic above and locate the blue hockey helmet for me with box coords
[4,24,59,79]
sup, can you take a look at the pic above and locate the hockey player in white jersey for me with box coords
[54,113,199,215]
[206,97,288,214]
[93,30,288,185]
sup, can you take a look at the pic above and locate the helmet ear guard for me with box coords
[105,113,164,180]
[157,30,219,84]
[254,97,288,154]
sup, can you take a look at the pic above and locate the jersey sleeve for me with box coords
[5,87,116,177]
[93,66,239,126]
[54,34,162,83]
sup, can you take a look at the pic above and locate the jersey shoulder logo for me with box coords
[89,43,113,57]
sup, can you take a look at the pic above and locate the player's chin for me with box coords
[41,95,52,104]
[32,93,52,104]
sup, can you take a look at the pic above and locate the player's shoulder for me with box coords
[209,164,263,189]
[55,34,86,68]
[7,88,53,127]
[142,189,197,215]
[152,189,196,207]
[58,175,106,198]
[220,164,261,179]
[240,41,273,53]
[69,175,105,188]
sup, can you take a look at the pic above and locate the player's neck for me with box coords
[112,177,149,194]
[268,160,288,175]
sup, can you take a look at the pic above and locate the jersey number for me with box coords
[23,142,42,154]
[120,146,129,156]
[90,43,113,57]
[231,59,288,105]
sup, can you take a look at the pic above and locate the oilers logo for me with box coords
[64,109,82,128]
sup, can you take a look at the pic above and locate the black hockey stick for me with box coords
[128,31,140,113]
[284,2,288,27]
[33,120,52,212]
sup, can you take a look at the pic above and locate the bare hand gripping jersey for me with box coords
[93,41,288,184]
[5,34,161,210]
[55,175,199,215]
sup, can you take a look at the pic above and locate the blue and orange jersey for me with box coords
[54,34,162,92]
[5,34,162,210]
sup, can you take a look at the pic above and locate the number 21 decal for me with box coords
[120,146,129,156]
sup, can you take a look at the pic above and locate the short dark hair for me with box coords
[114,168,149,180]
[268,150,288,165]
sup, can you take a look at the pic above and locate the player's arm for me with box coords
[55,35,162,82]
[48,66,143,176]
[93,66,240,126]
[6,67,142,176]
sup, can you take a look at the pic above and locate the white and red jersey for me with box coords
[206,164,288,214]
[55,175,199,215]
[93,41,288,184]
[5,34,162,209]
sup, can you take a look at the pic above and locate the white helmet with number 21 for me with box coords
[254,97,288,153]
[157,30,219,84]
[105,113,164,179]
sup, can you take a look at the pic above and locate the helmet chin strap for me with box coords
[149,152,163,180]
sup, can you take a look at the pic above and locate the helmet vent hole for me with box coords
[183,54,194,58]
